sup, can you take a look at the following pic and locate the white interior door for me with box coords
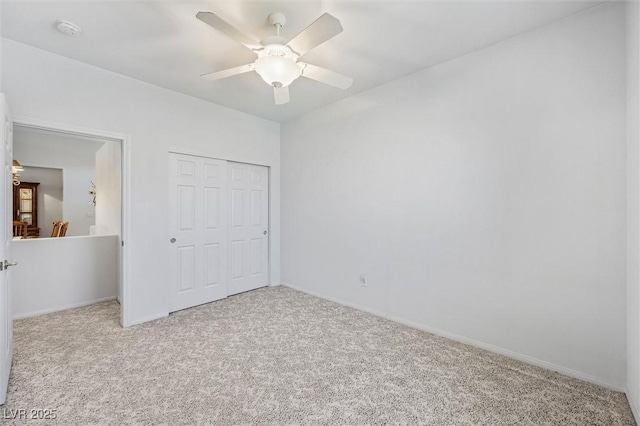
[169,153,227,312]
[0,95,13,404]
[228,162,269,296]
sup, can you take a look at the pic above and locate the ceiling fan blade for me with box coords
[196,12,262,51]
[300,63,353,90]
[287,13,343,56]
[201,64,254,81]
[274,86,290,105]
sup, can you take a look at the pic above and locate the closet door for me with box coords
[168,153,227,312]
[228,162,269,295]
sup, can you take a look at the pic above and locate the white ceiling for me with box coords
[3,1,606,123]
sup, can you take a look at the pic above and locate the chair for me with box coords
[50,221,62,238]
[12,221,27,238]
[59,222,69,237]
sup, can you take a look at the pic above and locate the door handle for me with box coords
[3,260,17,270]
[263,230,267,235]
[170,238,176,243]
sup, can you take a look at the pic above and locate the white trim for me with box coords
[167,147,269,168]
[12,234,117,243]
[13,116,125,142]
[627,388,640,424]
[12,115,133,327]
[128,312,168,327]
[121,132,132,327]
[283,282,625,393]
[13,296,116,320]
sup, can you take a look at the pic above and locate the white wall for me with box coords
[0,1,4,93]
[95,141,121,236]
[627,0,640,420]
[95,141,121,303]
[18,166,62,237]
[13,127,103,236]
[281,3,626,389]
[12,236,118,319]
[3,39,281,326]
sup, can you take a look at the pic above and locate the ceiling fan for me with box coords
[196,11,354,105]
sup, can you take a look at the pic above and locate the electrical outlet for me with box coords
[360,274,368,287]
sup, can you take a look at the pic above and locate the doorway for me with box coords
[11,117,131,327]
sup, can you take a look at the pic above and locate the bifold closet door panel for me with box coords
[227,162,269,296]
[168,153,228,312]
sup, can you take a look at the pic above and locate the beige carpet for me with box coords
[2,286,636,425]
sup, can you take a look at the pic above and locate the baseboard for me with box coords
[282,282,625,393]
[127,312,168,327]
[14,296,117,320]
[627,388,640,424]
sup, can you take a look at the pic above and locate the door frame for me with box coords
[12,115,132,327]
[168,149,274,289]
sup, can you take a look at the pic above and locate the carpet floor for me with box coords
[1,286,636,425]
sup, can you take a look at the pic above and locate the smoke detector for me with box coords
[55,20,81,36]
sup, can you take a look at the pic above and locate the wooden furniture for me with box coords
[13,182,40,237]
[59,222,69,237]
[12,221,27,238]
[50,222,62,238]
[50,221,69,238]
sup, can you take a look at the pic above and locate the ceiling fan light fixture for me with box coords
[196,11,352,105]
[253,54,301,88]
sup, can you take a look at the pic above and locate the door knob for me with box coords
[170,238,176,243]
[263,230,267,235]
